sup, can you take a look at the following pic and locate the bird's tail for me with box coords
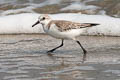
[90,23,99,26]
[80,23,100,28]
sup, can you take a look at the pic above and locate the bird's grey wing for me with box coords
[54,20,99,32]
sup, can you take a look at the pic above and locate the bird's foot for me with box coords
[47,50,54,56]
[82,51,87,63]
[82,56,86,63]
[47,50,54,53]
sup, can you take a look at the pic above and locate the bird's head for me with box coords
[32,14,51,27]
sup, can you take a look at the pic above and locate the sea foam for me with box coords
[0,13,43,34]
[0,13,120,36]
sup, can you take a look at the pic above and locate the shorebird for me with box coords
[32,14,99,62]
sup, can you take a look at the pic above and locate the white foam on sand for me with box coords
[0,13,120,36]
[0,13,44,34]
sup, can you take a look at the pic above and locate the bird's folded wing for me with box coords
[48,20,99,32]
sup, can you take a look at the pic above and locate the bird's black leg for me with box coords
[76,40,87,63]
[47,39,64,53]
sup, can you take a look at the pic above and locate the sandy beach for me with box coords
[0,34,120,80]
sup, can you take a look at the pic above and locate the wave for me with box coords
[0,13,120,36]
[0,0,103,16]
[61,1,99,11]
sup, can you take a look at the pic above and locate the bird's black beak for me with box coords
[32,21,40,27]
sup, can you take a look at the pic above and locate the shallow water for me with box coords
[0,34,120,80]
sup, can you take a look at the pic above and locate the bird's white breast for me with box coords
[43,23,86,40]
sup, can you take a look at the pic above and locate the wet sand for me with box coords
[0,34,120,80]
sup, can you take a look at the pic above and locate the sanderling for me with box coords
[32,14,99,62]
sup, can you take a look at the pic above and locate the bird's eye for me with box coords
[42,17,45,20]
